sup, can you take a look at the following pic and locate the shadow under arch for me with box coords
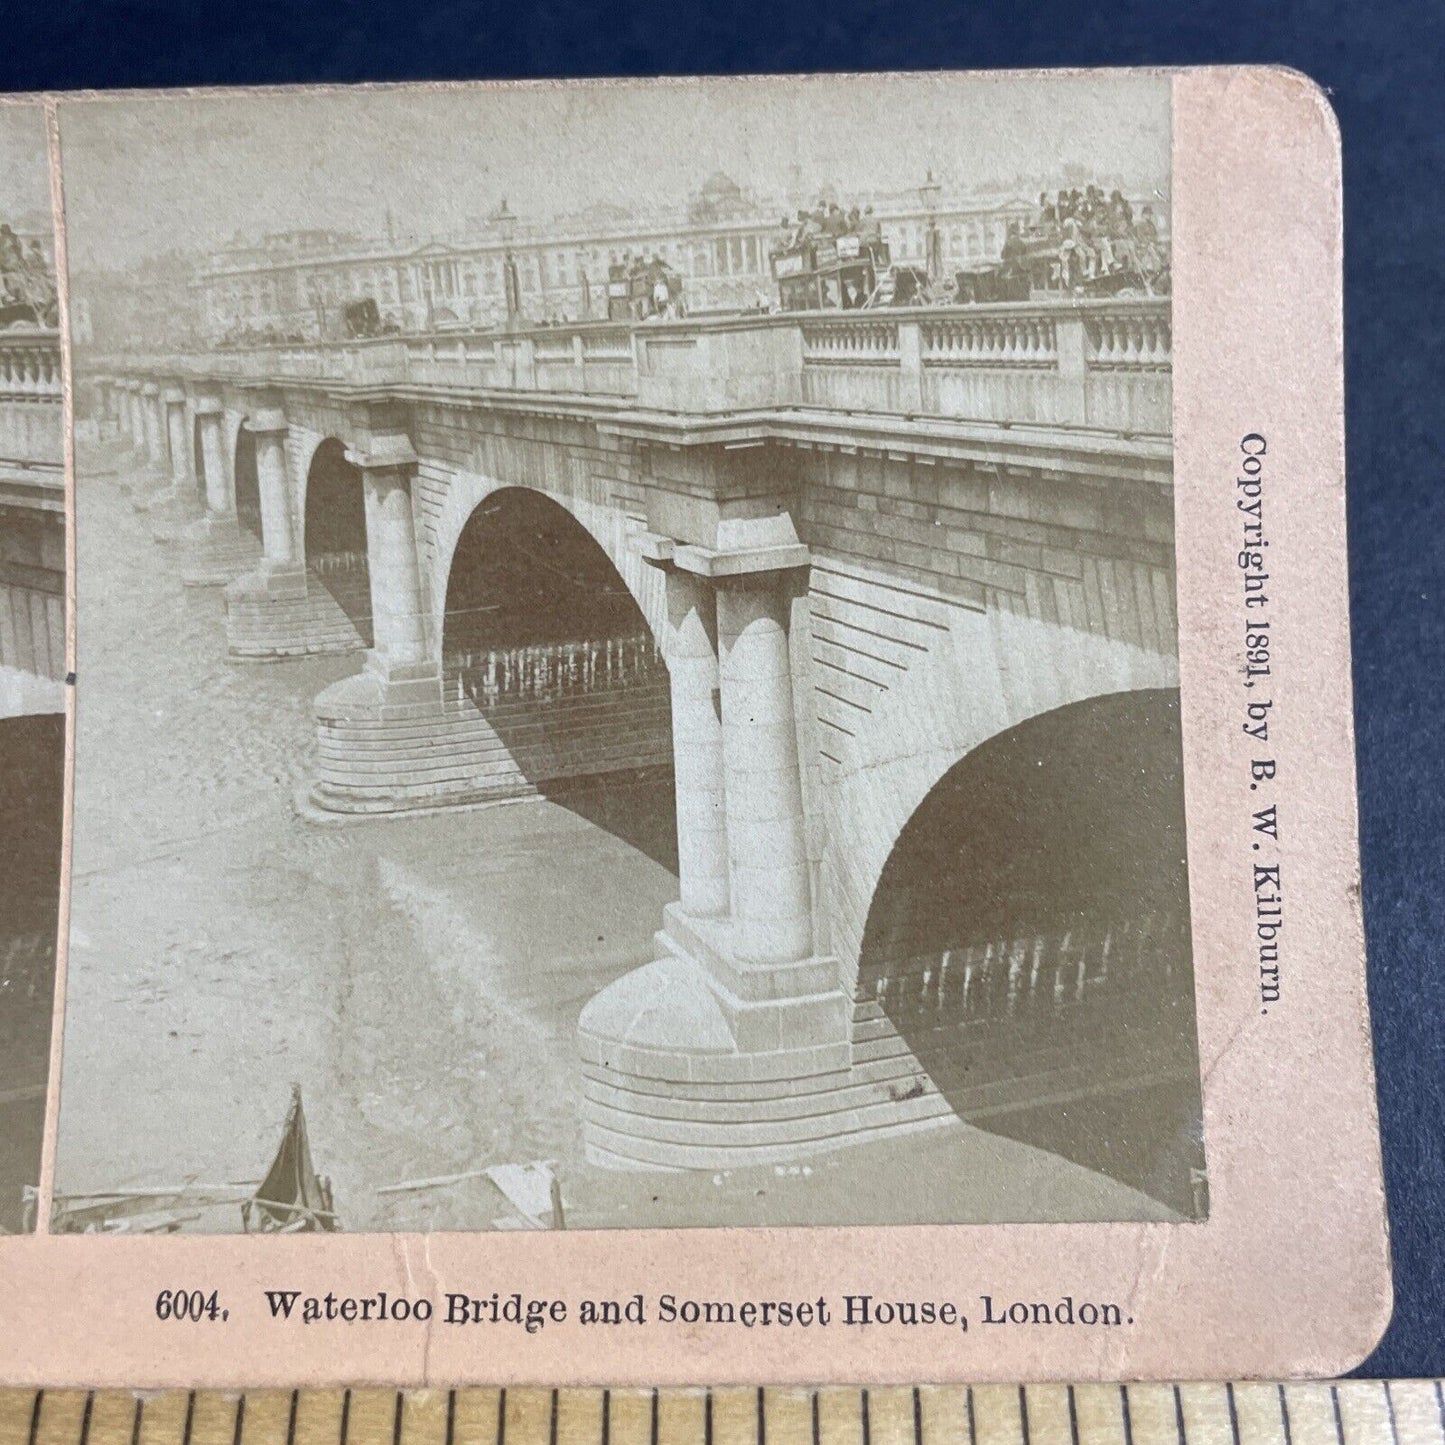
[442,485,676,873]
[189,415,208,504]
[0,712,63,1232]
[858,688,1205,1217]
[303,437,373,647]
[233,422,261,541]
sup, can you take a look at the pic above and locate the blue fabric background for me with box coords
[5,0,1440,1379]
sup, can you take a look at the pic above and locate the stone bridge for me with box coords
[0,329,65,713]
[88,299,1196,1195]
[0,327,65,1230]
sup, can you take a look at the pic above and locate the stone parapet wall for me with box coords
[797,447,1176,643]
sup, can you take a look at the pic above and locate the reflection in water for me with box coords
[874,913,1188,1026]
[447,632,663,708]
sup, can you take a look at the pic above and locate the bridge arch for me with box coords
[437,482,675,865]
[300,436,373,648]
[855,686,1204,1214]
[820,596,1181,982]
[428,471,665,666]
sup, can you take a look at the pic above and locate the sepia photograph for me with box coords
[51,72,1202,1235]
[0,100,64,1234]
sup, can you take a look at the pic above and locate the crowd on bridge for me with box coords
[216,321,309,349]
[1004,184,1168,293]
[0,226,57,328]
[773,197,885,255]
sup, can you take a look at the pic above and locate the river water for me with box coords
[53,447,679,1228]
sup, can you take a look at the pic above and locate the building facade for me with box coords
[196,173,1063,341]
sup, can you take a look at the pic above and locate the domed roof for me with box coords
[699,170,743,201]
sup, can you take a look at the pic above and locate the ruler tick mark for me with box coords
[231,1394,245,1445]
[26,1389,42,1445]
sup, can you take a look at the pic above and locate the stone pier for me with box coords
[179,390,261,587]
[309,434,450,813]
[577,516,942,1170]
[130,383,167,501]
[150,387,205,539]
[223,406,362,661]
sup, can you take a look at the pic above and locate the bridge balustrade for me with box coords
[104,297,1170,442]
[0,331,62,469]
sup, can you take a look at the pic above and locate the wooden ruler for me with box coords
[1,1385,1443,1445]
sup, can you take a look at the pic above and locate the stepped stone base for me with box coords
[577,926,952,1171]
[124,470,173,509]
[308,671,672,817]
[180,516,263,588]
[149,489,207,542]
[223,565,369,661]
[82,439,134,480]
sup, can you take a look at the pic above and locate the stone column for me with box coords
[195,401,232,516]
[141,384,163,466]
[163,388,190,489]
[715,573,813,967]
[356,449,428,672]
[249,409,296,569]
[664,567,730,920]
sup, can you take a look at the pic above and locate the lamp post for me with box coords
[491,198,521,331]
[305,273,326,341]
[920,169,944,287]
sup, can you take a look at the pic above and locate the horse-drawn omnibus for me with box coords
[606,257,685,321]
